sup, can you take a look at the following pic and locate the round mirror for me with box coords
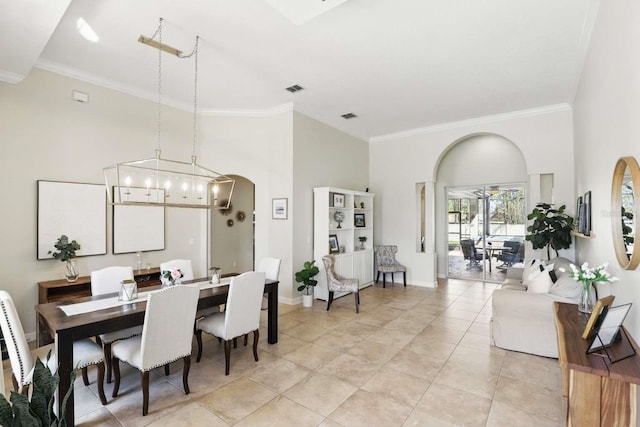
[611,156,640,269]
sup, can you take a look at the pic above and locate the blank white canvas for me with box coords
[113,187,165,254]
[37,181,107,259]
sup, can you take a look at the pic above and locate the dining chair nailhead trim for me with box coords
[0,299,26,386]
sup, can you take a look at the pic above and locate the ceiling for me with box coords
[1,0,599,141]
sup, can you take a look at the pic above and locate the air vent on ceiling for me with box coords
[341,113,358,120]
[285,84,304,93]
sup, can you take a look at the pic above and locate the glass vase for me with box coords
[578,281,594,313]
[65,260,79,282]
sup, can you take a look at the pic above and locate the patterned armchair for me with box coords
[374,245,407,288]
[322,255,360,313]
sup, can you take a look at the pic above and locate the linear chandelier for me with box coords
[104,18,234,209]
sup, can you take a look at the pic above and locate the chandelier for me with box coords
[104,18,234,209]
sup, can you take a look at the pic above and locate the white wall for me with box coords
[0,68,295,334]
[292,111,369,302]
[369,107,575,286]
[573,0,640,336]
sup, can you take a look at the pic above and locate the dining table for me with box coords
[34,277,279,427]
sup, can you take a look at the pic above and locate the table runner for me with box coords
[59,278,231,316]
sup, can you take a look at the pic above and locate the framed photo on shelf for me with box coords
[582,191,592,236]
[329,234,340,254]
[582,295,615,339]
[332,193,345,208]
[587,303,632,353]
[354,213,366,227]
[272,198,288,220]
[575,196,582,234]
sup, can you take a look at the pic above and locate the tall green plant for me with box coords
[0,352,76,427]
[525,203,574,260]
[295,260,320,295]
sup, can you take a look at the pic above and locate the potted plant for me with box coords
[0,352,75,426]
[295,260,319,308]
[48,235,81,282]
[525,203,574,260]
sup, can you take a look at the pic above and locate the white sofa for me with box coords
[491,257,609,358]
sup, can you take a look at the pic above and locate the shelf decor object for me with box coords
[103,18,234,209]
[354,213,365,227]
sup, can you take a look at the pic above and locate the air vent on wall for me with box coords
[285,84,304,93]
[341,113,357,119]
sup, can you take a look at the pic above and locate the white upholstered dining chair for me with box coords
[257,257,281,311]
[91,266,143,383]
[0,290,107,404]
[195,271,266,375]
[111,284,200,416]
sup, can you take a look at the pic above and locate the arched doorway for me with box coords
[435,133,527,282]
[210,174,255,275]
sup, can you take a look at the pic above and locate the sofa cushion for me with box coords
[527,263,554,294]
[549,268,582,301]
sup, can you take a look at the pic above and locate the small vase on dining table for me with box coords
[578,281,594,313]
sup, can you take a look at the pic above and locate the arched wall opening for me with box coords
[434,133,528,279]
[210,174,255,275]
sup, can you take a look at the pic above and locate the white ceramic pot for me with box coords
[302,294,313,308]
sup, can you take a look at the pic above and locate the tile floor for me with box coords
[3,278,567,426]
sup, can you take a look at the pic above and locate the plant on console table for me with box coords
[525,203,574,260]
[566,262,618,313]
[295,260,319,308]
[49,235,81,283]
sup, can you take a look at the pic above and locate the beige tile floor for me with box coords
[2,278,567,426]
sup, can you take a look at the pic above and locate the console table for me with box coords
[554,301,640,426]
[36,268,161,345]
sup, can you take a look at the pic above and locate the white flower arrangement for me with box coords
[565,262,618,287]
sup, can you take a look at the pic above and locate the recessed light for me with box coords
[341,113,357,119]
[285,84,304,93]
[77,17,99,42]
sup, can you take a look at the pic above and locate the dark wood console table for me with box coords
[554,302,640,426]
[36,268,161,345]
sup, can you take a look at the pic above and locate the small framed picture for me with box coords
[332,193,345,208]
[582,295,615,339]
[272,198,288,220]
[587,303,632,353]
[354,213,366,227]
[329,234,340,254]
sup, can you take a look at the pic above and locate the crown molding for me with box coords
[0,69,26,84]
[35,59,293,118]
[369,103,572,143]
[199,102,293,117]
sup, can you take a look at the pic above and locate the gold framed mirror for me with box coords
[611,156,640,269]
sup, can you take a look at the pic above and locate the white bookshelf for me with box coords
[313,187,375,300]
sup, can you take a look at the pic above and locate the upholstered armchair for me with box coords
[374,245,407,287]
[322,255,360,313]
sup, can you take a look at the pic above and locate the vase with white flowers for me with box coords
[567,262,618,313]
[48,235,81,282]
[161,268,183,287]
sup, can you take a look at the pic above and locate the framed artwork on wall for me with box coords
[37,180,107,260]
[112,186,165,254]
[272,198,288,220]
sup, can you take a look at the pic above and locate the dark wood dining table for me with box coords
[34,278,278,427]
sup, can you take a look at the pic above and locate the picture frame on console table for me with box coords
[582,295,615,339]
[587,303,635,363]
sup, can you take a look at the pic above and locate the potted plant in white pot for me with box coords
[295,260,319,308]
[49,235,81,282]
